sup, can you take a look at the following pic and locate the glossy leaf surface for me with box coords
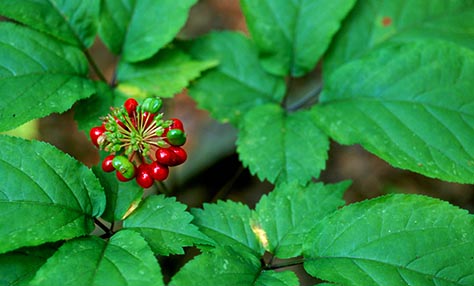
[187,32,286,125]
[0,23,95,132]
[0,136,105,254]
[99,0,196,62]
[30,230,163,286]
[314,41,474,183]
[123,195,212,255]
[241,0,356,76]
[304,194,474,286]
[0,0,99,47]
[238,104,329,185]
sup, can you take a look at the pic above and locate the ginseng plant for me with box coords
[1,1,474,286]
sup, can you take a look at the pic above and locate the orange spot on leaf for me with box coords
[381,16,392,27]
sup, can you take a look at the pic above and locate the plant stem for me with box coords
[281,77,294,109]
[84,49,107,83]
[110,70,118,88]
[211,165,245,202]
[286,83,322,112]
[157,180,171,195]
[94,218,113,236]
[264,257,306,270]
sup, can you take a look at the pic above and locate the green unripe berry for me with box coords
[166,129,186,146]
[141,97,163,113]
[112,155,136,179]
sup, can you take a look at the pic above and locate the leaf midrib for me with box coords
[46,0,87,48]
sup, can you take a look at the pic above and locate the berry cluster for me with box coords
[89,97,187,188]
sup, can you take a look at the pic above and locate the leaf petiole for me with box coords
[94,218,113,238]
[263,257,306,270]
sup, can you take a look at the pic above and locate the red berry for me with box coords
[155,147,176,166]
[116,170,133,182]
[169,146,187,165]
[114,116,127,130]
[136,164,154,188]
[142,112,155,128]
[90,126,105,147]
[163,118,184,135]
[101,155,115,172]
[149,161,169,181]
[163,119,186,146]
[168,118,184,132]
[124,98,139,115]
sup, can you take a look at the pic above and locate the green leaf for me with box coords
[74,82,116,134]
[0,22,96,132]
[237,104,329,185]
[74,85,131,135]
[0,136,105,254]
[324,0,474,74]
[171,247,261,286]
[99,0,197,62]
[191,200,264,256]
[314,41,474,184]
[93,160,143,223]
[30,230,163,286]
[186,31,286,125]
[0,252,45,286]
[117,47,217,98]
[303,194,474,286]
[123,195,212,255]
[0,244,58,286]
[0,0,99,47]
[254,270,299,286]
[254,181,348,258]
[241,0,356,77]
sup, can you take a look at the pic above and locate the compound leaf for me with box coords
[99,0,196,62]
[0,22,96,132]
[325,0,474,73]
[254,181,348,258]
[0,136,105,254]
[186,31,286,125]
[237,104,329,185]
[30,230,163,286]
[117,47,217,98]
[171,247,261,286]
[304,194,474,286]
[0,0,99,47]
[241,0,356,77]
[123,195,212,255]
[314,41,474,184]
[191,200,264,256]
